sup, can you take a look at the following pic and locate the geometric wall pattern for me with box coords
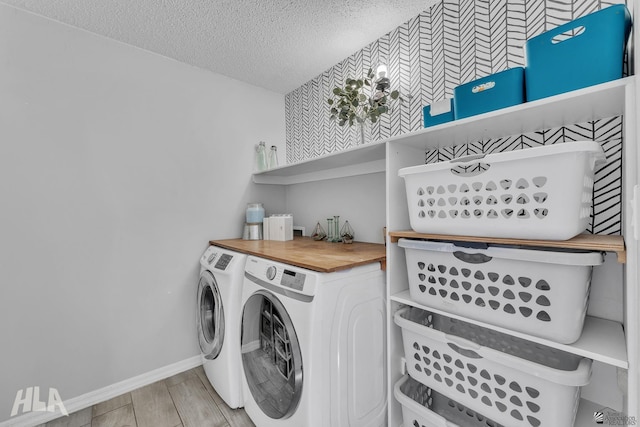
[285,0,627,234]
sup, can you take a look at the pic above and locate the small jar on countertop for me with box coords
[246,203,265,224]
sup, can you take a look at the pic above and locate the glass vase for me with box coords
[356,121,371,146]
[332,215,342,242]
[340,221,355,244]
[311,221,327,241]
[255,141,267,171]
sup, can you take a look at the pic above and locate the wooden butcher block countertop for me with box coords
[209,236,386,273]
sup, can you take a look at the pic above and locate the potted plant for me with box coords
[327,67,402,144]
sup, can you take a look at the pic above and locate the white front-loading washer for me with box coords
[240,255,387,427]
[197,245,247,409]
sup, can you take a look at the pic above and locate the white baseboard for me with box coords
[0,355,202,427]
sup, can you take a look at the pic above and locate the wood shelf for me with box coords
[391,290,628,368]
[388,230,626,263]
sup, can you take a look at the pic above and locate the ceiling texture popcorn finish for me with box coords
[0,0,432,94]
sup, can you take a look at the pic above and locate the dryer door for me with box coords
[197,271,225,360]
[241,290,302,419]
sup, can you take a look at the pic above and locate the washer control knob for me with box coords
[266,265,277,281]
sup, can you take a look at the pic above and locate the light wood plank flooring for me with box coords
[38,366,254,427]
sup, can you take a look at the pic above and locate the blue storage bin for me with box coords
[453,67,525,120]
[525,4,631,102]
[423,99,454,128]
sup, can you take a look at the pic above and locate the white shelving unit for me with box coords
[252,76,638,426]
[386,77,638,427]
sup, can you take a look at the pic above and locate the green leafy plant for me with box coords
[327,68,401,126]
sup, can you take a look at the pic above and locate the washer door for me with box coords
[241,290,302,419]
[197,271,225,360]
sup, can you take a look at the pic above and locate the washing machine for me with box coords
[197,245,247,409]
[240,255,387,427]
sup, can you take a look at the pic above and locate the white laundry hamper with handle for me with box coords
[395,307,592,427]
[398,141,606,240]
[395,375,505,427]
[399,238,604,344]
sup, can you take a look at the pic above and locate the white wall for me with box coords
[0,4,285,423]
[285,173,386,244]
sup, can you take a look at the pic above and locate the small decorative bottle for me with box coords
[268,145,279,169]
[311,221,327,241]
[340,221,355,244]
[326,218,334,242]
[332,215,342,242]
[255,141,267,171]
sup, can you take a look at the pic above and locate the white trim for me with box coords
[0,355,202,427]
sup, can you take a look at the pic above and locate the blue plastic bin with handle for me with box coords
[453,67,525,120]
[525,4,632,102]
[423,99,455,128]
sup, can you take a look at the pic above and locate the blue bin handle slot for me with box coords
[471,80,496,94]
[534,4,630,48]
[551,25,586,44]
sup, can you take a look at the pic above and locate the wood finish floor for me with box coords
[39,366,255,427]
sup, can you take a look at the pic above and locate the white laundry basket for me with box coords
[395,375,504,427]
[398,141,606,240]
[399,238,604,344]
[395,307,592,427]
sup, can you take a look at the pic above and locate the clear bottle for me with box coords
[333,215,342,242]
[326,218,334,241]
[268,145,279,169]
[255,141,267,172]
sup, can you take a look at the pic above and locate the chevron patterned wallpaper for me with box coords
[285,0,627,234]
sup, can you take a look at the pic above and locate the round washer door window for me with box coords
[197,271,225,359]
[241,290,302,419]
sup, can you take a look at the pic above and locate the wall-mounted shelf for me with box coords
[385,77,629,151]
[253,77,630,186]
[252,140,385,185]
[388,230,626,263]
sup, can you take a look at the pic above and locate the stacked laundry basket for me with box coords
[393,140,607,427]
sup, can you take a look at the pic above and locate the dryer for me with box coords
[197,245,247,409]
[240,255,387,427]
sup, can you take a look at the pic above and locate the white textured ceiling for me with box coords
[2,0,434,94]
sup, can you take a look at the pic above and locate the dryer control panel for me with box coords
[280,268,306,291]
[200,246,235,271]
[245,256,318,297]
